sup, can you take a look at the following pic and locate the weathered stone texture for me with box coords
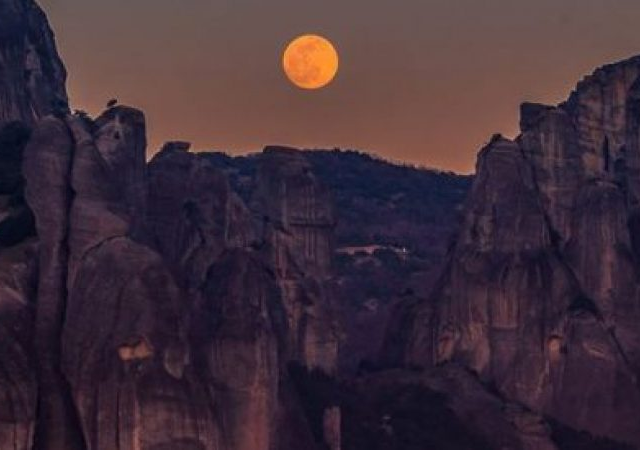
[252,147,339,374]
[394,56,640,447]
[0,0,67,127]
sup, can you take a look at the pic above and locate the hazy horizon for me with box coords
[40,0,640,173]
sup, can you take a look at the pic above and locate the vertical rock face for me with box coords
[147,142,255,288]
[23,116,86,450]
[0,0,67,127]
[66,107,147,285]
[0,238,37,450]
[395,56,640,446]
[147,145,283,450]
[3,3,329,450]
[23,109,339,450]
[147,145,340,450]
[252,146,339,374]
[0,1,67,446]
[21,110,222,450]
[254,147,335,277]
[201,250,285,450]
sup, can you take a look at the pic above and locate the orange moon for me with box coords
[283,35,339,90]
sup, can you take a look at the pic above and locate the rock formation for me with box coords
[0,0,67,127]
[251,146,340,374]
[146,144,341,450]
[14,109,342,450]
[0,0,67,443]
[342,365,560,450]
[0,1,340,448]
[4,0,640,448]
[0,121,37,449]
[393,56,640,447]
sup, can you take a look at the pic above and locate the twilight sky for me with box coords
[40,0,640,173]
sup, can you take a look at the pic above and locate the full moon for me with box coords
[283,35,339,90]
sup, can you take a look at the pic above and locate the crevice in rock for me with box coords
[30,117,87,450]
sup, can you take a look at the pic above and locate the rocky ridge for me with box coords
[389,56,640,447]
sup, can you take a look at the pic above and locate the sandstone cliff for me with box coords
[392,56,640,447]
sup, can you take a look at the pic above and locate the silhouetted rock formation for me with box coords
[389,56,640,447]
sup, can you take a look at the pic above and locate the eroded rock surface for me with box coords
[0,239,37,450]
[147,145,340,450]
[392,56,640,447]
[6,0,640,448]
[0,0,67,127]
[251,146,340,374]
[18,105,344,450]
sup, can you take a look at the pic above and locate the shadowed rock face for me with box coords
[0,121,34,249]
[391,56,640,447]
[0,7,68,443]
[342,365,559,450]
[0,0,67,127]
[147,142,256,288]
[0,239,37,450]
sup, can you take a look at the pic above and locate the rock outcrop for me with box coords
[0,238,37,450]
[6,0,640,448]
[0,6,68,442]
[146,144,341,450]
[14,105,341,450]
[251,146,340,374]
[0,0,67,127]
[393,56,640,446]
[0,3,341,446]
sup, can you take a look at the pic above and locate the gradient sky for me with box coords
[39,0,640,173]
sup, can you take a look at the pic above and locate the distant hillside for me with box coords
[205,149,472,373]
[204,149,471,256]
